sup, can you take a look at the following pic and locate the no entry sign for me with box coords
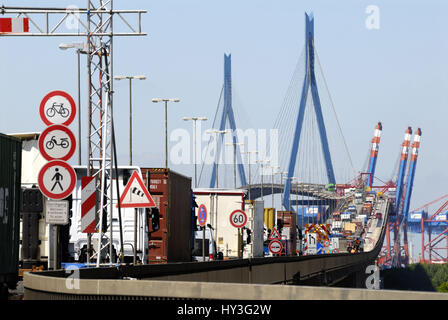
[38,124,76,161]
[229,209,247,228]
[39,90,76,126]
[198,204,207,227]
[38,160,77,200]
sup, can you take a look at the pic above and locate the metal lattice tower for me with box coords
[86,0,114,267]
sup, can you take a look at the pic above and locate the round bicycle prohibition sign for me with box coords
[269,239,283,254]
[38,160,77,200]
[39,90,77,126]
[229,209,247,228]
[38,124,76,161]
[198,204,207,227]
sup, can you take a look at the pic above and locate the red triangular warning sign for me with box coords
[268,228,281,240]
[117,171,156,208]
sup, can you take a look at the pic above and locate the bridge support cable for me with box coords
[314,50,356,180]
[197,86,223,187]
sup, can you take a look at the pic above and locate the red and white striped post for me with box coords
[81,176,97,233]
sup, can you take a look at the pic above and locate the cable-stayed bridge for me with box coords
[197,12,423,268]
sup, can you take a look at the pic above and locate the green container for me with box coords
[0,133,22,289]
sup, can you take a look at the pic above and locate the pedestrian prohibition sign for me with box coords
[38,160,77,200]
[198,204,207,227]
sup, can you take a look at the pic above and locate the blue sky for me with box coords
[1,0,447,210]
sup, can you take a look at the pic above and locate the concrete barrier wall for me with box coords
[24,272,448,300]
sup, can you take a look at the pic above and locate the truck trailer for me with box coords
[0,133,22,299]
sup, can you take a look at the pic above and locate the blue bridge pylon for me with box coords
[209,54,248,188]
[282,13,336,211]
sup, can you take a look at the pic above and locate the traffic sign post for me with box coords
[269,239,283,255]
[38,90,77,269]
[118,170,156,264]
[118,170,156,208]
[38,124,77,161]
[268,228,281,240]
[198,204,207,262]
[305,232,318,256]
[44,199,69,270]
[45,200,69,225]
[38,160,77,200]
[230,210,247,259]
[330,238,339,252]
[198,204,207,227]
[229,210,247,228]
[39,90,77,126]
[317,242,324,255]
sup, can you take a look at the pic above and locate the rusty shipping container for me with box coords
[0,133,22,298]
[141,168,192,264]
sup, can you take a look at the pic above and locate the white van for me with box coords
[192,227,220,261]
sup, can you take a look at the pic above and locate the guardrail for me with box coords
[24,275,448,300]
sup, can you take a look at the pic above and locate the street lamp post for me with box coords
[226,142,244,189]
[152,98,180,169]
[283,176,296,211]
[59,42,88,165]
[115,75,146,165]
[183,116,208,188]
[256,159,270,202]
[269,165,280,209]
[274,171,288,208]
[115,76,146,265]
[241,150,258,200]
[206,129,229,188]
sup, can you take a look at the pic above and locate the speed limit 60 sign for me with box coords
[229,209,247,228]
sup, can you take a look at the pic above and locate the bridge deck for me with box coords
[24,198,392,299]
